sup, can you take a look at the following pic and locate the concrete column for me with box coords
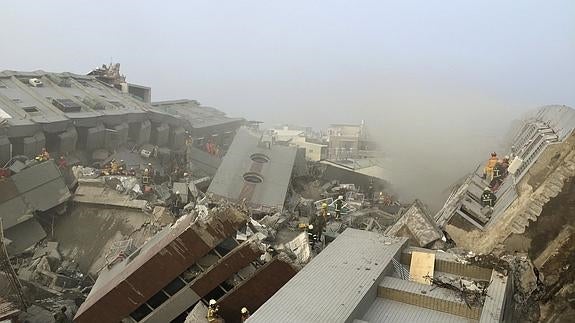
[58,127,78,153]
[152,123,169,147]
[130,120,151,145]
[85,124,105,150]
[21,132,46,158]
[170,126,186,149]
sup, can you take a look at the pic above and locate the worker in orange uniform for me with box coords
[483,152,498,182]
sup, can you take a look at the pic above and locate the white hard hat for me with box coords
[338,195,343,200]
[209,299,217,306]
[308,224,314,230]
[241,307,248,314]
[484,187,491,191]
[175,191,180,195]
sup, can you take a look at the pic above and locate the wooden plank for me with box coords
[409,251,435,285]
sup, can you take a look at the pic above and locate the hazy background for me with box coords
[1,1,574,209]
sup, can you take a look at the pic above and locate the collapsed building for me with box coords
[74,205,299,323]
[435,105,575,321]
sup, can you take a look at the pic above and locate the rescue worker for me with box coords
[240,307,250,322]
[110,159,119,175]
[307,224,318,248]
[172,191,183,216]
[481,187,497,208]
[500,156,510,174]
[320,202,329,219]
[334,195,345,219]
[58,156,68,169]
[207,299,223,323]
[36,148,51,162]
[53,306,69,323]
[142,168,151,185]
[483,152,498,182]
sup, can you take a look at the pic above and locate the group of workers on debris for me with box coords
[207,299,250,322]
[307,195,347,247]
[481,152,512,214]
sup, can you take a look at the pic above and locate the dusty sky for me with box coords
[1,1,574,209]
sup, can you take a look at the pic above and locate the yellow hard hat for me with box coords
[322,203,328,209]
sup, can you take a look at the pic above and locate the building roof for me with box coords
[0,70,241,138]
[248,229,407,323]
[151,99,244,130]
[208,127,297,212]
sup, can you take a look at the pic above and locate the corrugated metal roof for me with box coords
[248,229,407,323]
[362,298,475,323]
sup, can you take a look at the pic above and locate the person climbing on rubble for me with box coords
[483,152,498,182]
[481,187,497,216]
[207,299,224,323]
[171,191,183,216]
[333,195,347,219]
[240,307,251,322]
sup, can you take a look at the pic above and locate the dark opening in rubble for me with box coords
[243,172,264,184]
[250,153,270,163]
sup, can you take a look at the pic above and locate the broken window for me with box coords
[163,276,186,296]
[147,290,170,309]
[129,303,153,321]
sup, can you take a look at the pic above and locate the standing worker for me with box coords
[483,152,498,182]
[207,299,223,323]
[333,196,346,220]
[481,187,497,217]
[240,307,251,322]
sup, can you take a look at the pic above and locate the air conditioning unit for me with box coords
[28,78,43,87]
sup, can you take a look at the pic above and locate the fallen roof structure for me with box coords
[208,127,297,212]
[320,158,390,189]
[249,228,512,323]
[386,200,444,248]
[0,159,70,254]
[151,99,244,138]
[435,105,575,252]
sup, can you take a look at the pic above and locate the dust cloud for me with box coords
[266,75,526,212]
